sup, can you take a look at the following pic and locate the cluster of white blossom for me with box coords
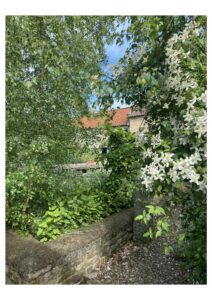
[170,152,206,193]
[170,94,185,107]
[168,93,206,147]
[183,92,207,138]
[138,20,207,193]
[169,153,201,184]
[151,133,161,149]
[136,126,148,145]
[140,147,206,193]
[166,20,200,48]
[140,151,174,191]
[130,43,149,65]
[164,22,200,95]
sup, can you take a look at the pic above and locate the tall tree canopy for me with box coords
[6,16,116,225]
[6,16,115,167]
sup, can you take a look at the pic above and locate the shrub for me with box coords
[98,126,142,212]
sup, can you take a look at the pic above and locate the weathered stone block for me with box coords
[6,208,134,284]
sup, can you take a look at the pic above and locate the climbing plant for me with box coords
[98,16,207,283]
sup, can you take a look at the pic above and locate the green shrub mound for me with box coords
[6,128,140,242]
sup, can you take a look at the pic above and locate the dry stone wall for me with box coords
[6,208,133,284]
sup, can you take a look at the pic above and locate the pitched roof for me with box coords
[110,107,131,127]
[81,115,106,129]
[128,109,145,117]
[81,107,132,129]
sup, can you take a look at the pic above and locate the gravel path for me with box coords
[86,240,192,284]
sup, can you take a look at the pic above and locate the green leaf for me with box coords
[149,227,153,239]
[45,217,53,224]
[143,215,147,225]
[40,237,48,242]
[25,81,32,88]
[40,222,48,228]
[164,245,173,255]
[155,206,166,216]
[52,228,60,235]
[135,215,143,221]
[37,228,43,236]
[157,185,162,192]
[143,231,150,238]
[178,233,185,243]
[161,221,169,232]
[155,230,162,238]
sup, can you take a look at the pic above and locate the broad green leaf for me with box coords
[155,230,162,238]
[135,215,143,221]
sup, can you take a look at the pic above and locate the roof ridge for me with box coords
[81,106,144,129]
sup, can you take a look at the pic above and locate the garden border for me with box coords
[6,208,133,284]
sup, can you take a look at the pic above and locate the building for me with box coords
[81,107,146,133]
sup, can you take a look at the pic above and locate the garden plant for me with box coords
[6,16,207,284]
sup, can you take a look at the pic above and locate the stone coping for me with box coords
[6,208,133,284]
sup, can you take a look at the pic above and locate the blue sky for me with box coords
[105,39,130,109]
[89,39,130,111]
[105,18,130,65]
[105,38,129,65]
[89,37,130,111]
[89,20,131,111]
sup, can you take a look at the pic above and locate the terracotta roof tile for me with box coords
[110,107,131,127]
[81,107,132,129]
[81,115,106,129]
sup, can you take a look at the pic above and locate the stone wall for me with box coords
[6,208,133,284]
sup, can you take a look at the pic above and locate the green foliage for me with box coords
[164,244,174,255]
[98,126,141,211]
[99,16,207,283]
[6,163,55,221]
[34,190,106,241]
[135,205,170,241]
[96,16,189,108]
[6,16,207,284]
[176,187,207,283]
[7,170,115,241]
[6,16,117,240]
[6,16,116,169]
[69,149,97,164]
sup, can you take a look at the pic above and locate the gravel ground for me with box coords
[85,240,192,284]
